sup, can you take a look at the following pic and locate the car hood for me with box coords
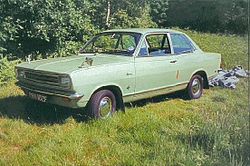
[16,54,132,74]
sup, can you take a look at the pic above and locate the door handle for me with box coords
[170,60,177,63]
[126,72,133,76]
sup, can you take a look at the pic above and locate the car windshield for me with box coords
[79,32,141,56]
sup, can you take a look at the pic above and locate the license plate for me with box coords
[28,92,47,102]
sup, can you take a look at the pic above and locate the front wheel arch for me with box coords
[90,85,124,112]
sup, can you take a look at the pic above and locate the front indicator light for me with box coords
[62,93,84,102]
[62,97,71,102]
[69,93,84,100]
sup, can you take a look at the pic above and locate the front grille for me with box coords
[16,81,74,96]
[24,70,60,86]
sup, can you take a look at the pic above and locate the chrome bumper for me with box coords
[16,82,84,100]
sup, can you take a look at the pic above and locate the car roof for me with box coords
[103,28,182,35]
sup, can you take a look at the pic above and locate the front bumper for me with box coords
[16,81,87,108]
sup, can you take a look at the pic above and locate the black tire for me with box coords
[88,90,116,119]
[187,74,203,99]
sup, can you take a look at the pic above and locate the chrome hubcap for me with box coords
[192,78,201,96]
[99,97,112,119]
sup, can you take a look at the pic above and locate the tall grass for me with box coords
[0,29,249,165]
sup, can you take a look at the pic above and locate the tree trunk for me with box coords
[105,0,111,28]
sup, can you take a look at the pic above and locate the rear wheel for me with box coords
[88,90,116,119]
[187,74,203,99]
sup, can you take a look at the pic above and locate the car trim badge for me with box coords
[79,57,93,68]
[85,57,93,66]
[27,54,31,64]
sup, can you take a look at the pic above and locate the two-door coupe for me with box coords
[15,29,221,118]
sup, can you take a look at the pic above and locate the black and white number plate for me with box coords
[28,92,47,102]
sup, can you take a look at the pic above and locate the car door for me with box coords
[169,33,199,83]
[134,33,180,100]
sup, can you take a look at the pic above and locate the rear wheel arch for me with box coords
[186,74,203,99]
[192,70,209,89]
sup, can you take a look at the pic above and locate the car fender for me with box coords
[189,68,208,81]
[89,82,124,98]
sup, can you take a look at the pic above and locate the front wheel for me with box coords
[88,90,116,119]
[187,75,203,99]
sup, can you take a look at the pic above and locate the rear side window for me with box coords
[142,34,171,56]
[170,34,195,54]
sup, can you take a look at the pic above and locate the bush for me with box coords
[110,7,157,29]
[0,0,95,59]
[149,0,247,35]
[0,55,19,86]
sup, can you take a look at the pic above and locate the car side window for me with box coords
[142,34,171,56]
[84,33,138,56]
[170,34,195,54]
[117,34,136,51]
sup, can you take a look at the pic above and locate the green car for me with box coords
[15,29,221,118]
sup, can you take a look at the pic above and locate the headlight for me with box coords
[59,75,72,87]
[19,70,25,78]
[16,69,25,79]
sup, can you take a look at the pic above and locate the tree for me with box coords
[149,0,169,27]
[151,0,247,34]
[224,0,248,34]
[88,0,156,29]
[0,0,95,58]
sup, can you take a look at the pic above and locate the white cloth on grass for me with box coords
[209,66,248,89]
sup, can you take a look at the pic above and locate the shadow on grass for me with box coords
[0,95,90,125]
[0,90,186,125]
[125,90,187,108]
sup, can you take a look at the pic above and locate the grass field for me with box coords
[0,29,249,166]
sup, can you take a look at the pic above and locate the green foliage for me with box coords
[109,0,156,28]
[166,0,225,32]
[0,0,95,58]
[89,0,156,29]
[149,0,169,26]
[0,55,19,86]
[224,0,248,34]
[110,7,157,29]
[0,0,247,60]
[149,0,247,34]
[0,0,157,59]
